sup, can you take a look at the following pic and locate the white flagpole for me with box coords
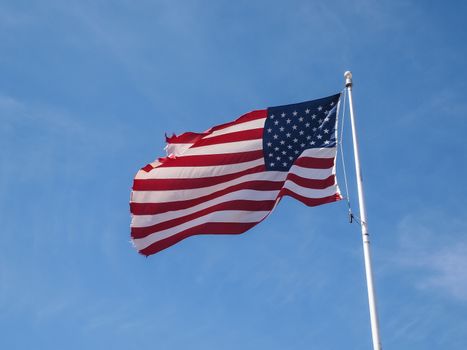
[344,71,382,350]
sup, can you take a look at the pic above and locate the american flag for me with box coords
[130,93,342,256]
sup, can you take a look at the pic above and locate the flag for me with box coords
[130,93,342,256]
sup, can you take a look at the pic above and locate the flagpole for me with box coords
[344,71,382,350]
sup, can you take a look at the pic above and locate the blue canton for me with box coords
[263,93,341,171]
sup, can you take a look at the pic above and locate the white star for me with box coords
[282,150,287,155]
[311,114,317,119]
[269,153,273,157]
[298,116,304,122]
[330,101,335,106]
[293,111,298,116]
[324,129,329,134]
[286,133,291,138]
[292,125,297,130]
[318,106,323,111]
[324,140,330,144]
[274,120,279,125]
[286,118,291,124]
[312,127,317,132]
[267,142,272,147]
[289,156,293,160]
[305,108,310,114]
[276,156,281,160]
[300,143,305,148]
[306,135,311,140]
[270,114,275,119]
[318,119,323,123]
[279,126,285,132]
[324,110,328,115]
[293,138,298,143]
[287,145,292,149]
[317,134,322,139]
[299,130,304,135]
[281,112,286,117]
[282,162,288,167]
[273,134,278,139]
[270,162,275,166]
[294,150,299,154]
[267,128,272,133]
[310,141,315,145]
[305,122,310,127]
[274,147,279,151]
[280,140,285,145]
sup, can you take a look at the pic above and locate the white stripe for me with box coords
[133,159,165,179]
[135,158,264,180]
[203,118,265,139]
[300,147,337,158]
[283,180,339,199]
[131,189,280,228]
[133,210,270,250]
[183,139,262,156]
[288,165,335,180]
[165,143,193,157]
[132,171,286,203]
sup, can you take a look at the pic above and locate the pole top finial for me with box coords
[344,71,353,87]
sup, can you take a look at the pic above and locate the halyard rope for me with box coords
[338,89,356,224]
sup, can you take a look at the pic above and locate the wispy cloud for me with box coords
[0,3,33,28]
[394,212,467,301]
[0,93,125,176]
[1,93,83,135]
[0,93,128,321]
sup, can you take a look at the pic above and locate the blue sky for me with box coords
[1,0,467,349]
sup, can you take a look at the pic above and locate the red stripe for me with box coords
[155,150,264,168]
[133,164,265,191]
[166,132,207,144]
[293,156,335,169]
[191,128,263,147]
[163,111,266,147]
[138,222,260,256]
[130,180,283,215]
[141,164,153,172]
[131,199,276,239]
[280,189,341,207]
[286,174,336,190]
[209,110,267,133]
